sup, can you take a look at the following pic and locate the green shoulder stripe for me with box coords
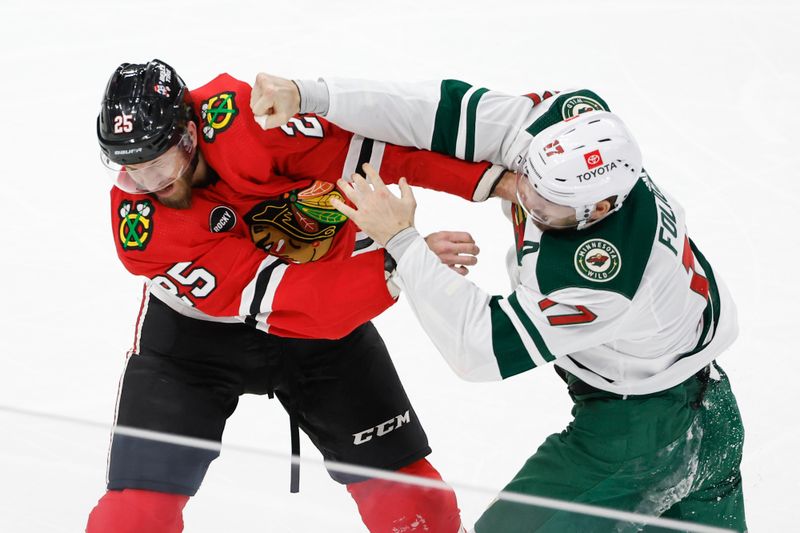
[465,87,489,161]
[525,89,610,138]
[431,80,472,157]
[536,178,657,300]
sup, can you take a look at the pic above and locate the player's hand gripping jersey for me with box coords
[111,74,503,339]
[322,79,738,394]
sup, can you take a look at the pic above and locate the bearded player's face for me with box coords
[144,122,198,210]
[153,159,195,209]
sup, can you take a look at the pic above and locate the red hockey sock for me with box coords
[347,458,462,533]
[86,489,190,533]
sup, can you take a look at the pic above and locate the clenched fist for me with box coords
[250,73,301,129]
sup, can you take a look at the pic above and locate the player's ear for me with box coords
[186,120,198,148]
[591,199,613,220]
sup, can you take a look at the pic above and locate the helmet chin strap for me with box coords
[574,204,594,230]
[575,196,628,230]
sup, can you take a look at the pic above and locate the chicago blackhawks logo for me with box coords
[201,92,238,142]
[118,200,154,251]
[244,181,348,263]
[574,238,621,282]
[561,95,605,118]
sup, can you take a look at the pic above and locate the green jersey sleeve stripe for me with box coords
[464,87,489,162]
[431,80,472,157]
[489,295,536,379]
[508,293,557,362]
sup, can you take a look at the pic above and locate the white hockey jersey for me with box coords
[322,79,738,395]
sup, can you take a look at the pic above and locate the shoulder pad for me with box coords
[536,179,656,300]
[526,89,610,137]
[190,74,249,144]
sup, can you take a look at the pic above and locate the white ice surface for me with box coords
[0,0,798,531]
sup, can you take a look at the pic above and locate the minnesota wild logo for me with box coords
[118,200,154,251]
[201,92,238,142]
[245,181,349,263]
[574,238,620,282]
[561,95,605,118]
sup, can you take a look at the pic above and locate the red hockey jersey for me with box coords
[110,74,501,339]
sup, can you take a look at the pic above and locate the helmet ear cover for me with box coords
[97,59,190,165]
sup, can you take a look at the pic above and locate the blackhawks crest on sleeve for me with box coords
[201,92,238,142]
[118,200,154,251]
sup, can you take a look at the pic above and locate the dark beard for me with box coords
[156,181,192,209]
[154,151,200,210]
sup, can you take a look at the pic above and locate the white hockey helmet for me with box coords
[517,110,642,230]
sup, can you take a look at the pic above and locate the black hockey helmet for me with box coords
[97,59,189,165]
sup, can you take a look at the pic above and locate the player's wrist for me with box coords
[385,227,419,262]
[293,78,330,115]
[490,170,518,202]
